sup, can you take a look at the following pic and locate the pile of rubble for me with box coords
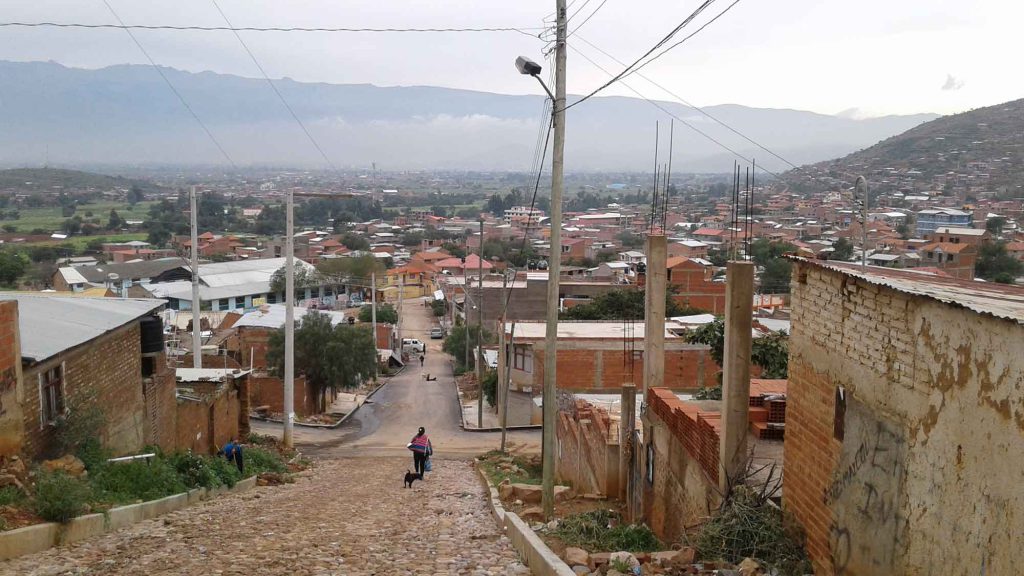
[561,548,771,575]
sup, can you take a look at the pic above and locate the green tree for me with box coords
[269,263,322,296]
[340,232,370,251]
[127,185,145,206]
[830,237,855,261]
[61,216,82,235]
[359,303,398,324]
[616,230,642,249]
[986,217,1007,237]
[976,241,1024,283]
[561,288,699,320]
[318,254,383,284]
[685,319,789,379]
[760,258,793,293]
[430,299,447,317]
[266,312,377,404]
[442,323,492,374]
[0,250,27,287]
[107,209,122,230]
[749,238,796,268]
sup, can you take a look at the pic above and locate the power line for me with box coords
[209,0,337,172]
[564,0,720,111]
[0,21,545,37]
[574,33,800,171]
[619,0,742,82]
[566,0,597,24]
[100,0,237,169]
[568,0,610,36]
[569,41,782,178]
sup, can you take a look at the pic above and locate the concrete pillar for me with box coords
[619,383,636,505]
[719,261,754,493]
[643,235,668,396]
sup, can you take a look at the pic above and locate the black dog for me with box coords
[404,470,422,488]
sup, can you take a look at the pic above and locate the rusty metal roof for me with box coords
[797,258,1024,324]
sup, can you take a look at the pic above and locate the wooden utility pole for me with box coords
[371,270,378,379]
[542,0,567,521]
[189,186,202,369]
[477,219,485,429]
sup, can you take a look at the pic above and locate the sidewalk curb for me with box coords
[0,476,258,561]
[251,367,401,430]
[475,462,574,576]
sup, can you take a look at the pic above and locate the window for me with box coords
[833,386,846,441]
[267,293,277,304]
[947,254,953,262]
[40,364,65,426]
[217,299,230,311]
[513,345,533,372]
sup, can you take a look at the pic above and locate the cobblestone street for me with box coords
[2,458,530,576]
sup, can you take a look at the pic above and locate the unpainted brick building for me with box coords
[785,258,1024,575]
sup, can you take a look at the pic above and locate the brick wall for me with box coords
[249,375,322,416]
[22,322,146,459]
[142,355,178,452]
[643,388,722,543]
[0,301,24,457]
[175,382,241,454]
[786,260,1024,575]
[556,400,620,496]
[513,342,716,393]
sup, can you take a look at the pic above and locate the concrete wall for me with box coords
[21,322,146,459]
[785,260,1024,575]
[0,301,24,457]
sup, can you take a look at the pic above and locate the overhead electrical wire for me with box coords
[0,21,545,37]
[210,0,337,172]
[100,0,237,169]
[563,0,721,111]
[568,0,610,36]
[568,41,782,178]
[573,34,801,171]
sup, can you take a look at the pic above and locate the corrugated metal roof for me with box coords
[233,304,347,329]
[799,258,1024,324]
[0,294,165,362]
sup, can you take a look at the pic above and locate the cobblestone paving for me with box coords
[2,458,531,576]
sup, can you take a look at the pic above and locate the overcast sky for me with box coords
[1,0,1020,117]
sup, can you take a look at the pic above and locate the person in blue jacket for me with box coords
[221,437,244,473]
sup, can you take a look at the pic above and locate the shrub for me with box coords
[552,510,662,553]
[243,446,288,476]
[90,459,186,504]
[0,486,26,507]
[33,471,91,522]
[207,454,243,488]
[53,397,108,471]
[166,451,223,490]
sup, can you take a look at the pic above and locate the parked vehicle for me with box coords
[430,327,444,339]
[402,338,425,353]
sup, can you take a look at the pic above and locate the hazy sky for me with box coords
[1,0,1020,117]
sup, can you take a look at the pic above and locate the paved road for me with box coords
[254,296,540,460]
[2,297,540,575]
[4,458,530,576]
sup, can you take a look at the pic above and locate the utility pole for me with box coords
[542,0,567,521]
[189,186,202,369]
[283,188,295,448]
[371,270,379,380]
[463,257,470,374]
[477,219,485,429]
[398,274,405,349]
[855,176,869,270]
[500,321,516,453]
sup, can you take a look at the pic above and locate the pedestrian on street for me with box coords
[221,437,244,473]
[420,354,425,367]
[407,427,432,477]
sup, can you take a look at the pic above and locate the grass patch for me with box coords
[4,202,155,233]
[33,471,92,523]
[552,509,662,553]
[0,486,26,507]
[478,450,542,486]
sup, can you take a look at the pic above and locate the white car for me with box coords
[402,338,425,353]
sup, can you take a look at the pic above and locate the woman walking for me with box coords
[408,427,433,478]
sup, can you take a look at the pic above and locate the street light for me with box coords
[516,56,554,101]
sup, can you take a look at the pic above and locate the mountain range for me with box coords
[788,97,1024,193]
[0,60,938,172]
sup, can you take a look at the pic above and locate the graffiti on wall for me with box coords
[822,397,907,575]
